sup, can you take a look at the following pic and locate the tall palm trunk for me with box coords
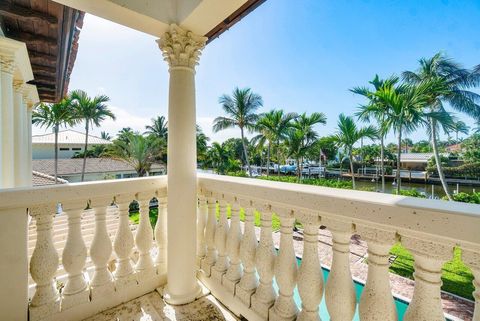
[380,135,385,192]
[54,125,59,183]
[430,118,452,200]
[396,128,402,194]
[240,127,252,177]
[81,122,89,182]
[349,151,356,189]
[266,143,271,177]
[277,140,281,177]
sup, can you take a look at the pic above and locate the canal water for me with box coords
[353,179,477,199]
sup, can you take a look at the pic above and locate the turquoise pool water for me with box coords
[271,258,409,320]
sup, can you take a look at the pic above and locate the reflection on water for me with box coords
[354,180,477,198]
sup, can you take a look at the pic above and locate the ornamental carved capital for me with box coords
[157,24,207,70]
[0,55,15,74]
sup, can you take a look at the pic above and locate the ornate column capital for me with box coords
[0,54,15,74]
[157,24,207,70]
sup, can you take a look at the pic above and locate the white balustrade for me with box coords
[402,236,453,321]
[271,212,298,321]
[135,194,155,278]
[463,249,480,321]
[61,201,89,310]
[29,204,60,320]
[357,225,397,321]
[251,206,276,319]
[196,195,207,264]
[201,196,218,276]
[236,204,258,306]
[297,213,322,321]
[113,197,136,287]
[155,196,168,273]
[224,200,243,293]
[212,199,229,281]
[89,203,115,297]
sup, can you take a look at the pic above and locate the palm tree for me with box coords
[213,87,263,176]
[252,110,297,176]
[196,125,210,164]
[368,81,430,193]
[101,131,112,141]
[474,120,480,134]
[353,75,398,192]
[206,142,238,174]
[70,90,115,182]
[451,120,469,142]
[331,114,377,189]
[104,134,165,177]
[32,99,76,183]
[145,116,168,140]
[403,53,480,200]
[293,112,327,178]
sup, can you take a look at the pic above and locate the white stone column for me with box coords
[357,225,397,321]
[463,249,480,321]
[297,214,322,321]
[402,236,452,321]
[158,24,206,305]
[0,55,15,188]
[13,81,25,187]
[323,218,356,321]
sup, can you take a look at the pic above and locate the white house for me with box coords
[32,129,112,159]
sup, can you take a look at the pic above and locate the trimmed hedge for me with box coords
[427,162,480,179]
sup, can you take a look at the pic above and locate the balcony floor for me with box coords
[84,291,238,321]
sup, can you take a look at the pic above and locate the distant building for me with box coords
[445,143,463,153]
[399,153,435,171]
[32,130,112,159]
[33,158,165,183]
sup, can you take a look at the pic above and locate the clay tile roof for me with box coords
[32,158,164,176]
[32,171,68,186]
[32,129,112,145]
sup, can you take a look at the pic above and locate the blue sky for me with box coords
[34,0,480,144]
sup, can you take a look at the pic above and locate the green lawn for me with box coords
[389,244,474,300]
[129,205,474,300]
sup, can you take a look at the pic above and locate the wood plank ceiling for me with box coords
[0,0,83,102]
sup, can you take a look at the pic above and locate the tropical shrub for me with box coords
[442,192,480,204]
[427,162,480,179]
[395,189,426,198]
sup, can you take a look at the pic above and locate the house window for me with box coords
[59,148,70,151]
[72,148,81,151]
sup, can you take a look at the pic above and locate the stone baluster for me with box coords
[89,202,114,298]
[113,196,136,288]
[463,249,480,321]
[201,196,217,276]
[196,195,207,265]
[271,211,298,321]
[357,225,397,321]
[61,201,89,310]
[323,218,356,321]
[297,213,322,321]
[402,236,453,321]
[135,194,155,277]
[251,205,277,319]
[29,204,60,319]
[224,200,243,294]
[236,203,258,307]
[212,199,230,281]
[155,196,168,273]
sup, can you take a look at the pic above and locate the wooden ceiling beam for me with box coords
[31,64,57,74]
[32,75,56,84]
[0,3,58,25]
[9,31,57,47]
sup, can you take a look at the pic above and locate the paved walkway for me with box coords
[269,226,474,321]
[84,291,238,321]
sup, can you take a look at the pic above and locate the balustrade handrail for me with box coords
[198,173,480,249]
[0,175,167,210]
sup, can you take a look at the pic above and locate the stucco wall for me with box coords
[33,144,85,159]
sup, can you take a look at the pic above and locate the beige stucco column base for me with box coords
[157,24,207,305]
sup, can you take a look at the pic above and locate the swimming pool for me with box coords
[271,258,409,320]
